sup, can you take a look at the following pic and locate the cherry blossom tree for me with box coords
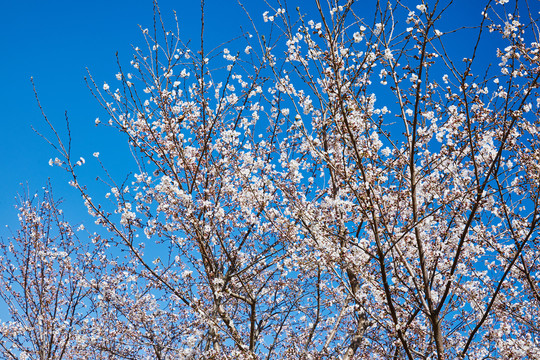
[0,185,107,359]
[275,1,540,358]
[3,0,540,359]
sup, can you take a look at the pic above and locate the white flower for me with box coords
[93,152,100,158]
[103,83,110,91]
[383,48,393,61]
[416,4,427,13]
[120,209,136,225]
[353,32,363,43]
[374,23,383,35]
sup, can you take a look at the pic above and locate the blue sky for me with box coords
[0,0,284,230]
[0,0,536,231]
[1,0,540,349]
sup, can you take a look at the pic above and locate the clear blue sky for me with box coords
[0,0,285,230]
[1,0,539,353]
[0,0,534,231]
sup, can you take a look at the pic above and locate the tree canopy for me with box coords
[2,0,540,359]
